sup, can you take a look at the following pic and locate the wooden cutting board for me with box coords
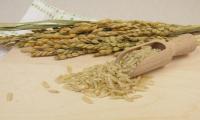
[0,45,200,120]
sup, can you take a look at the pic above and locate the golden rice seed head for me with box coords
[0,39,8,44]
[45,47,55,52]
[68,34,76,38]
[46,41,55,45]
[54,55,59,60]
[42,44,50,49]
[76,43,85,48]
[24,42,33,47]
[90,39,99,44]
[48,51,55,56]
[163,30,170,36]
[113,47,120,51]
[63,50,70,54]
[66,54,73,58]
[66,50,73,54]
[16,42,25,48]
[20,47,34,53]
[86,45,95,49]
[76,51,83,55]
[35,40,45,46]
[59,27,71,34]
[56,49,65,53]
[168,27,177,32]
[81,44,89,49]
[46,51,53,56]
[39,51,46,56]
[31,52,37,57]
[72,26,93,34]
[96,32,108,37]
[55,54,67,60]
[93,45,101,50]
[4,41,16,47]
[87,34,96,39]
[98,49,113,55]
[54,44,62,49]
[70,43,77,47]
[40,38,49,43]
[71,52,80,57]
[36,51,43,57]
[92,28,103,35]
[33,46,43,50]
[94,52,102,57]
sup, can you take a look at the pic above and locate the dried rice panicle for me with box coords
[2,19,196,60]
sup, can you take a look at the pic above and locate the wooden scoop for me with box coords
[116,34,198,78]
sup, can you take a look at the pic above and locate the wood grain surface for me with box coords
[0,44,200,120]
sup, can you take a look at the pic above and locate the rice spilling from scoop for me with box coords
[56,46,160,100]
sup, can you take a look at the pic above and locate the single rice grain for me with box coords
[48,89,60,94]
[41,81,50,88]
[66,65,72,74]
[6,92,13,102]
[82,96,93,104]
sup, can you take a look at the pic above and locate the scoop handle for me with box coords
[169,34,198,57]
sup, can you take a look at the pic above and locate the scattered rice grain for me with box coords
[82,96,93,104]
[41,81,50,88]
[66,65,73,74]
[6,92,13,102]
[48,89,60,94]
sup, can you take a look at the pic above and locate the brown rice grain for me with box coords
[82,96,93,104]
[6,92,13,102]
[41,81,50,88]
[66,65,73,74]
[48,89,60,94]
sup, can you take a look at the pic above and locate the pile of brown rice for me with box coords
[56,46,159,101]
